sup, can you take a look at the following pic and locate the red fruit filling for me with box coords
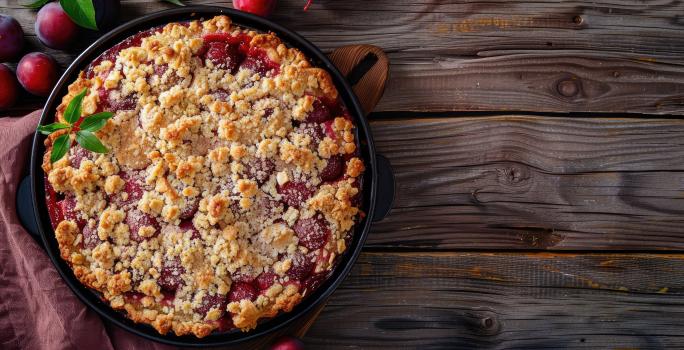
[178,220,200,239]
[305,98,332,123]
[125,209,160,242]
[286,253,314,281]
[231,268,257,284]
[293,214,330,250]
[277,181,315,208]
[323,120,337,140]
[240,48,280,76]
[302,272,326,293]
[255,272,277,291]
[158,257,185,291]
[244,157,276,185]
[179,196,200,220]
[228,282,257,303]
[194,293,227,318]
[82,224,99,250]
[297,123,325,147]
[87,27,162,79]
[204,41,243,72]
[58,196,86,228]
[69,146,93,169]
[117,171,145,206]
[320,155,344,182]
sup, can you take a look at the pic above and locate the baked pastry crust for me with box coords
[42,16,364,337]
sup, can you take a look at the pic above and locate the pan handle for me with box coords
[372,154,395,222]
[16,176,41,241]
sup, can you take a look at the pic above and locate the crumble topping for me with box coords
[42,15,364,338]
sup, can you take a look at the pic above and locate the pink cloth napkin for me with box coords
[0,111,176,350]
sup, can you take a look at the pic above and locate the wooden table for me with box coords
[4,0,684,348]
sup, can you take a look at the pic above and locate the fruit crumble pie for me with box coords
[41,15,364,338]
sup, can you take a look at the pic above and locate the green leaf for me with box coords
[162,0,185,6]
[79,112,113,132]
[63,88,88,125]
[75,130,108,153]
[60,0,98,30]
[50,134,72,163]
[22,0,50,9]
[37,122,71,135]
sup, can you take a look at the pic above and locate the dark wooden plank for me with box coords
[3,0,684,114]
[306,252,684,349]
[368,116,684,250]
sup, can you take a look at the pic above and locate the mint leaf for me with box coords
[79,112,113,132]
[37,122,70,135]
[63,88,87,124]
[22,0,50,9]
[51,134,72,163]
[76,130,108,153]
[60,0,98,30]
[162,0,185,6]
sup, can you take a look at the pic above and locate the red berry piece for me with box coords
[112,95,138,111]
[320,155,344,182]
[305,99,331,123]
[179,197,199,220]
[215,316,235,332]
[125,209,160,242]
[293,214,330,250]
[233,0,278,17]
[69,146,93,169]
[17,52,58,97]
[194,293,227,318]
[179,220,201,239]
[240,49,279,76]
[270,336,305,350]
[204,41,243,72]
[297,123,325,147]
[35,2,78,49]
[160,290,175,307]
[118,171,145,206]
[58,196,86,228]
[123,291,146,305]
[231,268,257,284]
[322,120,336,140]
[82,224,100,250]
[255,272,277,291]
[302,272,326,293]
[0,15,24,62]
[245,157,276,185]
[228,282,257,303]
[0,64,18,110]
[158,257,185,291]
[286,253,314,281]
[277,181,315,208]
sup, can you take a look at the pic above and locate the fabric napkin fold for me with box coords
[0,111,175,350]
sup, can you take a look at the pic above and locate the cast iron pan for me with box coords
[16,6,394,348]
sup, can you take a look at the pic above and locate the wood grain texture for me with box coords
[368,116,684,250]
[329,45,389,116]
[3,0,684,114]
[306,252,684,349]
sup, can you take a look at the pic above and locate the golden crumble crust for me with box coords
[42,15,364,338]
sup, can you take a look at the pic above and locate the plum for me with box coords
[270,336,305,350]
[233,0,277,17]
[0,15,24,62]
[35,2,78,49]
[0,64,18,110]
[93,0,121,31]
[17,52,58,97]
[319,155,344,182]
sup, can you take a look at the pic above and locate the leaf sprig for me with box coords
[38,88,113,163]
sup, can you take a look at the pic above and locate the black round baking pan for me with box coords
[17,5,394,348]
